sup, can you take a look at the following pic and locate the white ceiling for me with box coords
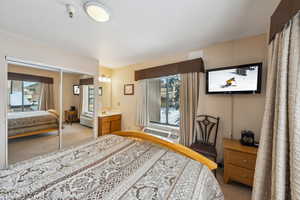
[0,0,279,68]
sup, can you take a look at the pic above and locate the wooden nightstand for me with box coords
[223,138,258,186]
[65,110,78,125]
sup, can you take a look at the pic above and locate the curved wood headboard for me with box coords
[112,131,218,170]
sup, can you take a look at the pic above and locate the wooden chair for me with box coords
[190,115,220,176]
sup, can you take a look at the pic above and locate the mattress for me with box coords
[0,134,223,200]
[7,111,58,137]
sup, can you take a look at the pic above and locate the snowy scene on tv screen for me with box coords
[208,65,259,92]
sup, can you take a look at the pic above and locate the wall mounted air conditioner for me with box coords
[143,127,178,140]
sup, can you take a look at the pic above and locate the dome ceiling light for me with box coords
[84,1,110,22]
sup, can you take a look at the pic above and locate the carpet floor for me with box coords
[217,168,252,200]
[8,123,93,164]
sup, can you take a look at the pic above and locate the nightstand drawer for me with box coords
[225,164,254,186]
[225,149,256,170]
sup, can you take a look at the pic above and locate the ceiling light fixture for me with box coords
[84,1,110,22]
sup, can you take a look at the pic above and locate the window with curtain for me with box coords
[149,75,180,126]
[87,85,94,112]
[8,80,42,112]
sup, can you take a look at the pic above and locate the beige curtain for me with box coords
[136,80,149,128]
[179,72,200,146]
[252,12,300,200]
[148,79,161,122]
[79,85,84,116]
[39,83,54,110]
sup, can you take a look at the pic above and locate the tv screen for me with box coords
[206,63,262,94]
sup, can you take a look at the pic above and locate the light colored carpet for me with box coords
[217,168,252,200]
[8,123,93,164]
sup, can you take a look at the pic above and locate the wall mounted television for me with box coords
[206,63,262,94]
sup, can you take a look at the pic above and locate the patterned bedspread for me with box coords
[7,111,58,137]
[0,135,223,200]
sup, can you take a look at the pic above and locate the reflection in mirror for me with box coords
[61,72,94,148]
[7,63,60,164]
[99,66,112,114]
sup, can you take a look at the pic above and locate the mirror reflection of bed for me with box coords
[61,71,94,148]
[7,64,95,164]
[7,63,61,164]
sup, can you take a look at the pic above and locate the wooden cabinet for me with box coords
[98,114,122,136]
[223,138,258,187]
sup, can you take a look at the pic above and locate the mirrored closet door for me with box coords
[7,63,61,164]
[61,71,95,148]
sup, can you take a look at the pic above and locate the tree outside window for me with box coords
[149,75,180,126]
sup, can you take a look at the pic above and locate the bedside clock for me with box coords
[240,130,255,146]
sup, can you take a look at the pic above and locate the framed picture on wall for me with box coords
[73,85,80,95]
[124,84,134,95]
[99,87,103,96]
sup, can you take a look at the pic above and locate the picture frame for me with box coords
[99,87,103,96]
[73,85,80,95]
[124,84,134,95]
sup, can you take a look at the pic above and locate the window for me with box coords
[8,80,41,112]
[149,75,180,126]
[88,86,94,112]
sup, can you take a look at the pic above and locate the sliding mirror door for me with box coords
[7,63,61,164]
[61,72,94,148]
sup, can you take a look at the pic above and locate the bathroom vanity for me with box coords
[98,113,122,136]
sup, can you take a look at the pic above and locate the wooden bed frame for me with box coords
[113,131,218,170]
[8,128,59,139]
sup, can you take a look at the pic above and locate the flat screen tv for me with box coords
[206,63,262,94]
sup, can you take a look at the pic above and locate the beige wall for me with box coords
[111,34,267,161]
[62,73,81,119]
[198,34,267,161]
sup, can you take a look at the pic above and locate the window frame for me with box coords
[8,80,41,112]
[87,86,94,113]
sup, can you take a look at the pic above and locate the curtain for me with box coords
[79,85,84,116]
[39,83,54,110]
[179,72,200,146]
[252,12,300,200]
[148,79,161,123]
[136,80,149,128]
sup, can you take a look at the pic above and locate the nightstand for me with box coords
[223,138,258,186]
[65,110,78,125]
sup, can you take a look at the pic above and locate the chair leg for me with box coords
[214,156,217,178]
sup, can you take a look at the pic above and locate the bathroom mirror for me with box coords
[99,67,112,111]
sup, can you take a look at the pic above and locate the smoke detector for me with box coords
[66,4,76,18]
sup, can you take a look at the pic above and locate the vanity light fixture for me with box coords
[84,1,110,22]
[99,75,111,83]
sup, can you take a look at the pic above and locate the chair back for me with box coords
[195,115,220,147]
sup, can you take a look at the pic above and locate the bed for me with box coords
[0,131,223,200]
[7,110,59,139]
